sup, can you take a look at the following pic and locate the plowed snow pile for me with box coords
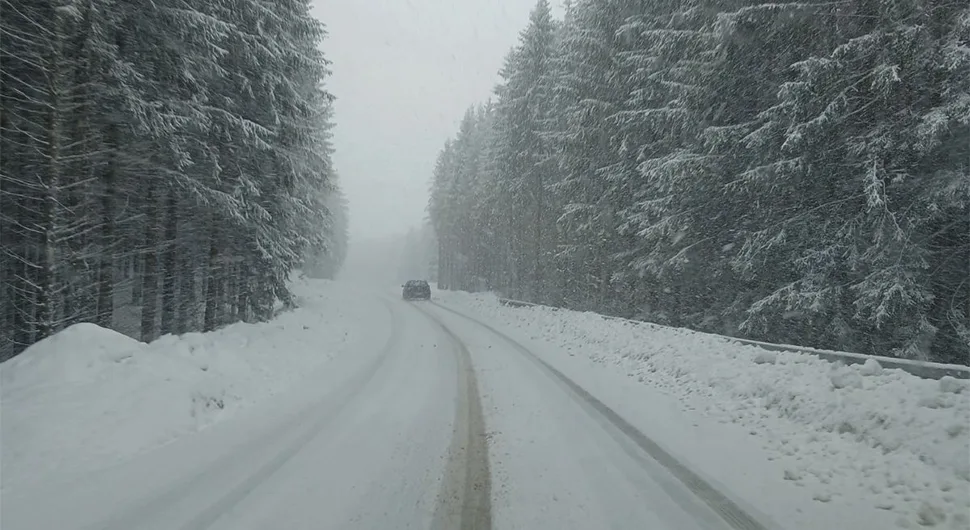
[439,290,970,530]
[1,279,368,490]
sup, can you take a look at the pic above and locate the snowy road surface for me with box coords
[3,286,774,530]
[421,302,770,530]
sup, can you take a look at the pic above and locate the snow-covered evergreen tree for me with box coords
[493,0,559,302]
[0,0,341,359]
[424,0,968,364]
[737,0,969,360]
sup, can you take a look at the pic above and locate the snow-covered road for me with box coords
[2,284,778,530]
[420,301,768,530]
[4,292,463,530]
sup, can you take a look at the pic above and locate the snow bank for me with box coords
[1,279,370,490]
[439,290,970,529]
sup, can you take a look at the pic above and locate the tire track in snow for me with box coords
[409,302,492,530]
[92,299,401,530]
[430,301,772,530]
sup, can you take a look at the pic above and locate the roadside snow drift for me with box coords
[1,279,371,490]
[437,290,970,530]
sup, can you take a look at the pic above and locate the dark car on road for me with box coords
[402,280,431,301]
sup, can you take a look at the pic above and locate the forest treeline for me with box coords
[428,0,969,363]
[1,0,347,360]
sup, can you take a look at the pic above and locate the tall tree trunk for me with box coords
[508,206,520,298]
[160,187,178,334]
[62,281,76,327]
[203,221,220,332]
[25,251,39,346]
[448,245,456,291]
[214,269,227,325]
[534,170,543,303]
[131,253,143,304]
[226,262,239,322]
[236,265,250,323]
[0,264,9,360]
[177,248,197,334]
[437,241,447,289]
[0,106,22,359]
[139,181,160,342]
[36,14,67,341]
[96,126,117,328]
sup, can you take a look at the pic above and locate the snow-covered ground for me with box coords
[1,278,376,491]
[5,278,968,530]
[2,280,471,530]
[423,302,766,529]
[434,289,970,530]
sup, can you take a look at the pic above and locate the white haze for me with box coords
[311,0,564,281]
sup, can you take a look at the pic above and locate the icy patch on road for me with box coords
[437,290,970,529]
[1,279,370,490]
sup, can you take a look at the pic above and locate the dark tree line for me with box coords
[1,0,346,360]
[429,0,969,363]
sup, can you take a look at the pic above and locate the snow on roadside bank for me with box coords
[1,279,370,490]
[437,290,970,529]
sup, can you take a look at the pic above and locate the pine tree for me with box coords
[1,0,340,359]
[737,0,969,360]
[424,0,967,364]
[547,0,643,310]
[495,0,559,301]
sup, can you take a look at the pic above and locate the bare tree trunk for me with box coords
[139,181,160,342]
[437,241,447,289]
[214,269,226,325]
[160,187,178,334]
[96,126,117,328]
[36,13,67,340]
[534,170,543,303]
[508,206,520,298]
[236,266,250,323]
[203,221,220,332]
[177,248,197,334]
[131,252,143,304]
[226,262,239,322]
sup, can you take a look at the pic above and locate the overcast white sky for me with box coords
[310,0,563,241]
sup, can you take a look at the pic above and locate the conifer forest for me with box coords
[0,0,347,360]
[428,0,969,363]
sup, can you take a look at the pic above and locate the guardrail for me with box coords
[498,298,970,380]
